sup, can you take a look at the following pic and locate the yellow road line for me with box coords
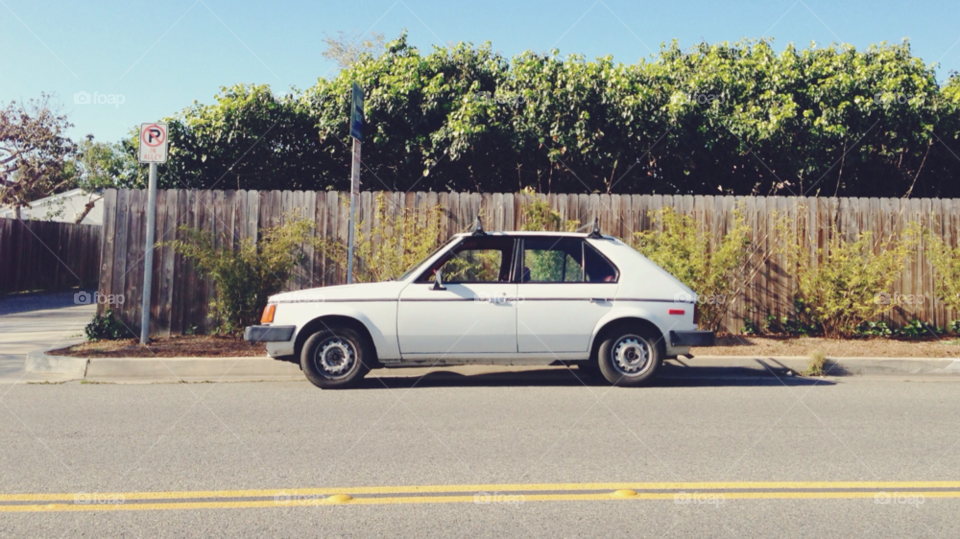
[1,491,959,513]
[3,481,960,503]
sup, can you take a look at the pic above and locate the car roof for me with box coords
[450,231,612,239]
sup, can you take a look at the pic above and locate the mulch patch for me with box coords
[52,335,267,358]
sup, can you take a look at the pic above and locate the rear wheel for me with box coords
[597,327,662,387]
[300,327,371,389]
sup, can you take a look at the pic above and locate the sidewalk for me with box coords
[0,291,95,383]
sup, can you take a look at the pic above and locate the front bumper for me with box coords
[243,325,296,343]
[669,330,715,347]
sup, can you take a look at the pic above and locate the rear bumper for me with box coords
[244,325,296,343]
[669,330,715,347]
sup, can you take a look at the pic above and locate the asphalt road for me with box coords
[0,291,94,381]
[1,370,959,538]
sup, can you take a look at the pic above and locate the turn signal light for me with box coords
[261,304,276,324]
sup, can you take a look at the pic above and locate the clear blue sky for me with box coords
[2,0,958,143]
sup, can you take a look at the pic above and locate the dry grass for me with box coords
[53,335,267,358]
[693,335,960,358]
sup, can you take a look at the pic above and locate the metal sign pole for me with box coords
[346,83,363,284]
[140,161,158,344]
[346,138,361,284]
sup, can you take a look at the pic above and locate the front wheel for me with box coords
[301,327,371,389]
[597,329,662,387]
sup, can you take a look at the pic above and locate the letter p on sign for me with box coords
[138,122,169,163]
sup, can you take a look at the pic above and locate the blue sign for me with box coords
[350,83,364,142]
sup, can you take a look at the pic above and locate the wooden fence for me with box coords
[96,188,960,336]
[0,218,102,295]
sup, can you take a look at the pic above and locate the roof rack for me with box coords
[471,216,485,236]
[587,217,603,239]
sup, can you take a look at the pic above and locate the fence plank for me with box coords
[89,189,960,336]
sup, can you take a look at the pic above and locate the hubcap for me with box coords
[611,336,651,376]
[316,339,355,378]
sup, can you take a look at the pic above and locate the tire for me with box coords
[597,326,662,387]
[300,327,371,389]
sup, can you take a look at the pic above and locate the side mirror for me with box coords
[432,268,446,291]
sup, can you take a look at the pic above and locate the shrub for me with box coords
[780,216,918,339]
[855,320,893,338]
[805,350,827,377]
[632,206,751,332]
[897,319,943,339]
[924,230,960,316]
[758,299,821,336]
[165,217,316,336]
[519,187,579,232]
[319,193,444,283]
[85,309,134,341]
[741,317,761,335]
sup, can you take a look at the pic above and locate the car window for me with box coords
[523,239,582,282]
[418,236,515,284]
[397,237,459,281]
[583,242,618,282]
[521,238,618,283]
[443,249,503,282]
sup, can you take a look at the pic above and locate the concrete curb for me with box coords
[84,357,303,382]
[25,347,89,377]
[684,356,960,376]
[22,350,960,383]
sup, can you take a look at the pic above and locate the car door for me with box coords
[516,237,619,353]
[397,236,518,356]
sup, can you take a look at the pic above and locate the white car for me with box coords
[245,221,714,389]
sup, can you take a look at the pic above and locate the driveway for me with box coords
[0,291,95,382]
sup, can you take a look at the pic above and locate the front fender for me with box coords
[273,300,400,361]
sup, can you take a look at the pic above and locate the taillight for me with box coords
[261,304,276,324]
[693,303,700,326]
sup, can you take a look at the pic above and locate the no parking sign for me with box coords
[138,123,168,163]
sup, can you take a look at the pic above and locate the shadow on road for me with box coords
[360,364,835,389]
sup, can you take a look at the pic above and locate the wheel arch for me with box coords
[294,315,381,367]
[589,316,666,362]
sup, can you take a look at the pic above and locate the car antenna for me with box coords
[471,215,485,236]
[587,217,602,239]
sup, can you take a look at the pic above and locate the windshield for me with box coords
[395,237,460,281]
